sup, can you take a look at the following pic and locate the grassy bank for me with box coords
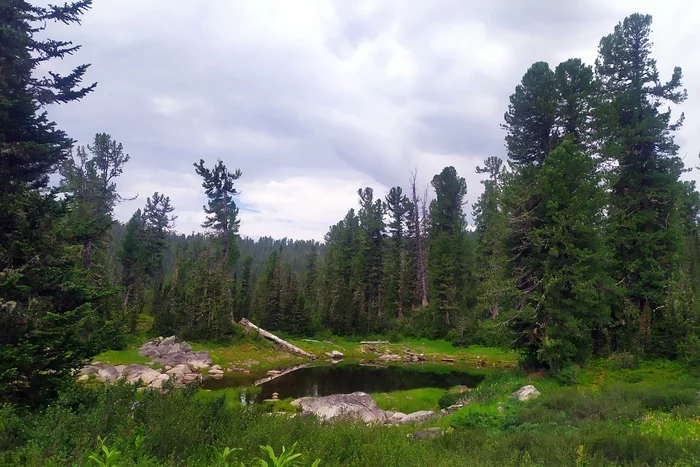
[2,359,699,466]
[92,333,518,375]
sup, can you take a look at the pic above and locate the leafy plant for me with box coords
[213,446,243,466]
[87,436,121,467]
[253,443,320,467]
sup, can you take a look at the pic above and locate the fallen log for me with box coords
[239,318,317,360]
[254,363,311,386]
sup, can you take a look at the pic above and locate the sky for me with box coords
[42,0,700,241]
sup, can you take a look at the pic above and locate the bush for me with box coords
[554,366,580,386]
[438,392,465,409]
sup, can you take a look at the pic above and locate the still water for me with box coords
[202,363,484,403]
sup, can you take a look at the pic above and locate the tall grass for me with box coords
[3,375,700,466]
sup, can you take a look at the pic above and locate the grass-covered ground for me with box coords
[93,332,518,375]
[2,358,699,466]
[71,335,700,466]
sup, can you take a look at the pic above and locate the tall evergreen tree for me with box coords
[595,13,687,352]
[0,0,98,405]
[385,187,411,318]
[193,159,242,264]
[428,167,468,331]
[59,133,130,274]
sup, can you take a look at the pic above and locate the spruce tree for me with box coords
[0,0,98,404]
[428,167,468,332]
[193,159,242,264]
[595,13,687,352]
[385,187,411,318]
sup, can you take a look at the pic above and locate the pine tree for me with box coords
[595,13,687,352]
[428,167,468,332]
[119,210,145,332]
[193,159,242,264]
[0,0,98,405]
[59,133,130,274]
[356,188,386,326]
[503,62,558,167]
[517,140,613,369]
[385,187,411,318]
[473,157,510,319]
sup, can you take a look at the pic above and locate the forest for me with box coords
[2,2,700,466]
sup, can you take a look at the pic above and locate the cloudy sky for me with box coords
[43,0,700,241]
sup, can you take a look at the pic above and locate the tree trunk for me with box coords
[239,318,316,360]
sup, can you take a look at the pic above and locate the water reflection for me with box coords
[203,363,484,404]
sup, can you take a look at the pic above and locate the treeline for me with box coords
[2,2,700,406]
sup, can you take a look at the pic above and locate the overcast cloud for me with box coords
[42,0,700,240]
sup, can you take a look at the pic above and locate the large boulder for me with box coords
[96,365,120,382]
[122,364,162,385]
[511,385,540,401]
[294,392,388,423]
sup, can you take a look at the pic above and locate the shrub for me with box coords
[554,365,580,386]
[437,392,464,409]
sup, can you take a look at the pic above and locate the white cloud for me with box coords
[38,0,700,241]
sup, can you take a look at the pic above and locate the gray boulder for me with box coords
[294,392,388,423]
[139,337,211,368]
[398,410,436,424]
[96,365,120,382]
[511,385,540,401]
[122,364,162,385]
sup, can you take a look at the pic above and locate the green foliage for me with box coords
[87,436,121,467]
[0,0,103,406]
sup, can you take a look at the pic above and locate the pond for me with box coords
[202,363,485,403]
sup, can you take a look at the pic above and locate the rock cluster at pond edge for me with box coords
[79,336,216,388]
[291,391,437,425]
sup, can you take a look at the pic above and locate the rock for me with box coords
[208,369,224,376]
[149,373,171,389]
[227,367,250,374]
[511,385,540,401]
[210,364,222,371]
[398,410,436,424]
[378,353,402,362]
[78,375,89,382]
[160,336,180,346]
[388,412,406,424]
[166,364,190,376]
[80,365,99,375]
[441,357,455,363]
[181,373,201,384]
[123,364,162,385]
[96,365,120,382]
[164,365,172,371]
[267,370,281,377]
[331,350,344,359]
[295,392,388,423]
[412,427,443,440]
[139,336,211,368]
[444,404,464,413]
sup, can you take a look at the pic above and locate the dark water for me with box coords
[202,363,484,403]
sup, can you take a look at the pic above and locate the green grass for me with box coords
[93,346,151,365]
[372,388,445,413]
[5,372,700,466]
